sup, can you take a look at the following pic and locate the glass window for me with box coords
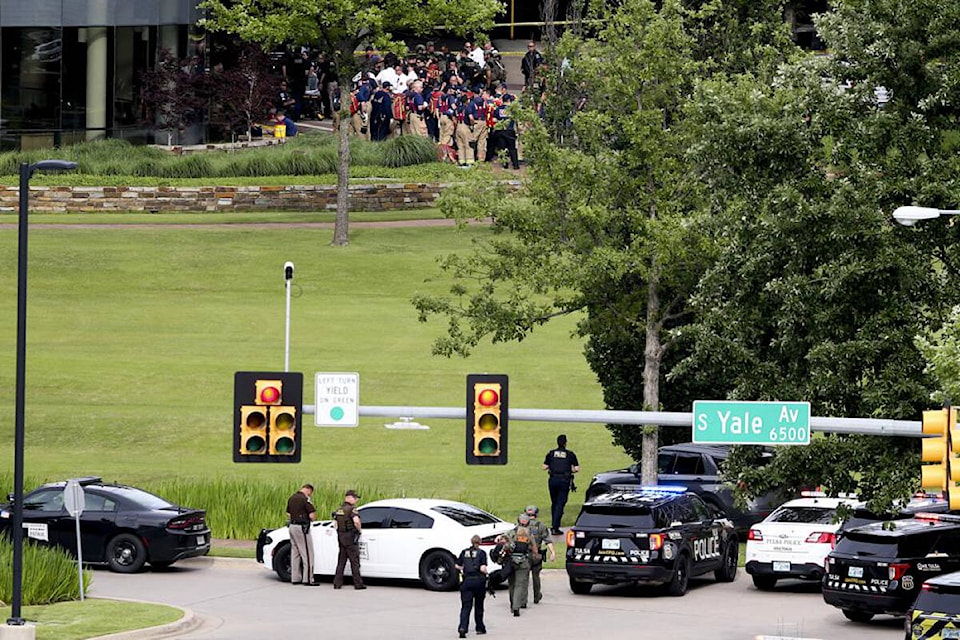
[691,496,711,521]
[83,492,117,512]
[24,489,64,513]
[768,506,837,525]
[388,509,434,529]
[357,506,391,530]
[657,453,677,474]
[575,505,655,529]
[672,454,704,475]
[432,504,500,527]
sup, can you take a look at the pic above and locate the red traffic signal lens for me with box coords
[477,388,499,406]
[259,385,281,404]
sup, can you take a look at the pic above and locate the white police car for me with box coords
[745,492,861,590]
[256,498,514,591]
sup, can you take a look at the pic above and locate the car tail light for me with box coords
[889,563,910,581]
[747,529,762,541]
[565,529,575,548]
[922,582,936,592]
[478,534,500,547]
[648,533,664,551]
[168,514,206,531]
[805,532,835,546]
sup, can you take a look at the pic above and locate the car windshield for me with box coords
[107,486,174,510]
[576,506,656,529]
[432,504,500,526]
[767,506,836,525]
[915,589,960,613]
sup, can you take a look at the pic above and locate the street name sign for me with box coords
[693,400,811,445]
[315,372,359,427]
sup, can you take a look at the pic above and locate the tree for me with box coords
[140,49,209,146]
[208,46,279,143]
[675,0,960,510]
[199,0,501,245]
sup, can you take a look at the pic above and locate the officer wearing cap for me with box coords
[543,434,580,535]
[524,504,555,603]
[455,534,488,638]
[333,489,366,589]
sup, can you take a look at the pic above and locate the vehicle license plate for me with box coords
[773,561,791,572]
[943,629,960,639]
[602,539,620,550]
[196,535,205,545]
[847,566,863,578]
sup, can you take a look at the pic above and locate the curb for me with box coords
[86,597,201,640]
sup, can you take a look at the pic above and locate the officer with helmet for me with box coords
[524,505,555,603]
[504,513,536,615]
[455,534,488,638]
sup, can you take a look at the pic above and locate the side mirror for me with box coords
[628,463,640,476]
[6,492,13,503]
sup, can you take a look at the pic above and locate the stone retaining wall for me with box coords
[0,181,522,213]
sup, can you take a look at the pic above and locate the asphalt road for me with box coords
[88,557,908,640]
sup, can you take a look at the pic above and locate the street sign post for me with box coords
[693,400,811,445]
[63,479,85,601]
[315,372,360,427]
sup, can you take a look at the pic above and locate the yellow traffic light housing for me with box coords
[234,372,303,463]
[921,408,960,508]
[466,374,508,465]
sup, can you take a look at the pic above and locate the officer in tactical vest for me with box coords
[333,489,366,589]
[524,505,555,603]
[455,534,488,637]
[505,515,537,616]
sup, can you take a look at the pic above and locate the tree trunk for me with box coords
[332,97,351,246]
[640,264,662,485]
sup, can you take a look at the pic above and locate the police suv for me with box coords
[565,486,739,596]
[823,512,960,623]
[907,571,960,639]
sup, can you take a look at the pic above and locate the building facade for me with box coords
[0,0,202,150]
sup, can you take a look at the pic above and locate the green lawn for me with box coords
[0,213,633,528]
[0,600,182,640]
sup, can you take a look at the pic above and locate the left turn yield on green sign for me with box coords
[692,400,811,445]
[315,372,360,427]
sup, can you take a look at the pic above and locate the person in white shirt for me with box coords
[375,61,401,91]
[468,42,485,69]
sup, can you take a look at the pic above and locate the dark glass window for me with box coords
[357,506,391,530]
[388,508,434,529]
[768,506,837,525]
[432,504,500,526]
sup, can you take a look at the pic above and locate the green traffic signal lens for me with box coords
[274,437,295,454]
[478,437,499,454]
[244,435,266,453]
[478,413,499,431]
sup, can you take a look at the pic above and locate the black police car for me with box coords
[906,571,960,639]
[0,477,210,573]
[823,512,960,623]
[565,486,739,596]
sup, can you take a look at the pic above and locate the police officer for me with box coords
[285,483,317,586]
[524,505,555,603]
[333,489,366,589]
[543,434,580,535]
[455,534,488,638]
[505,515,536,616]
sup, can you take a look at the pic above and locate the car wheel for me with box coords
[273,543,292,582]
[667,553,690,597]
[569,577,592,595]
[106,533,147,573]
[714,541,738,583]
[420,550,458,591]
[752,575,777,590]
[841,609,874,623]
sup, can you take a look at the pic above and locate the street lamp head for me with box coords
[892,206,943,226]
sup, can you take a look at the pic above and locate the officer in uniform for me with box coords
[455,534,488,638]
[333,489,366,589]
[504,515,536,616]
[543,434,580,535]
[524,505,555,603]
[285,483,317,585]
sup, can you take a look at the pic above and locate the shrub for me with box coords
[0,534,90,605]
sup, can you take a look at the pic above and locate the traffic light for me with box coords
[921,407,960,508]
[466,373,508,465]
[234,372,303,463]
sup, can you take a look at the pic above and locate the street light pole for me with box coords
[8,160,77,629]
[893,206,960,226]
[283,261,294,372]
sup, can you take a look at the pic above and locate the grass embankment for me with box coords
[0,215,631,540]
